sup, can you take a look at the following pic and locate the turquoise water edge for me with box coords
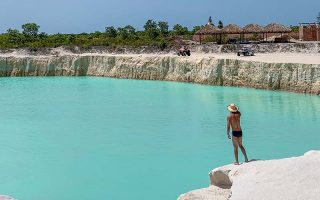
[0,77,319,200]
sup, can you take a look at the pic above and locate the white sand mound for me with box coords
[178,150,320,200]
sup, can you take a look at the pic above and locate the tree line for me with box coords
[0,20,213,49]
[0,13,314,49]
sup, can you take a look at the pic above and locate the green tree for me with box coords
[22,23,40,40]
[67,35,76,44]
[158,21,169,35]
[290,26,299,33]
[105,26,117,38]
[124,25,136,38]
[50,33,67,46]
[208,16,213,25]
[173,24,188,35]
[144,20,157,31]
[116,25,136,40]
[92,31,102,38]
[38,32,48,40]
[7,29,23,45]
[144,20,159,39]
[218,20,223,29]
[192,25,203,34]
[117,27,128,40]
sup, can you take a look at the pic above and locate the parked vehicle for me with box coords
[274,37,288,43]
[177,47,191,56]
[227,38,237,44]
[237,47,254,56]
[239,40,250,44]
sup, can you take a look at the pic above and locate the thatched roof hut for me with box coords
[193,21,292,44]
[221,24,243,34]
[243,24,265,33]
[196,24,221,35]
[264,23,291,33]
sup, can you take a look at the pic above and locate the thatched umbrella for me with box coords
[195,24,221,35]
[243,24,265,41]
[220,24,244,43]
[243,24,265,33]
[264,23,291,33]
[263,23,291,42]
[195,24,221,44]
[221,24,243,34]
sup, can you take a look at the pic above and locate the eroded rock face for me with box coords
[0,55,319,94]
[209,170,232,189]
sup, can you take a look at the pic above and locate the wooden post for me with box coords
[266,33,267,42]
[199,35,202,44]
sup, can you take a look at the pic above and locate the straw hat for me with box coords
[227,104,239,112]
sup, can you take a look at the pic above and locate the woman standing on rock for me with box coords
[226,104,249,165]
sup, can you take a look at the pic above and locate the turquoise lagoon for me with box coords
[0,77,319,200]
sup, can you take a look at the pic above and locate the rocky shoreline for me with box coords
[0,53,319,94]
[178,151,320,200]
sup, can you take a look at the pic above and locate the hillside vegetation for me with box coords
[0,20,202,49]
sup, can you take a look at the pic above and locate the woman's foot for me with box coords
[234,162,240,165]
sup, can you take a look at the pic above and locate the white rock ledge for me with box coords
[178,151,320,200]
[0,195,15,200]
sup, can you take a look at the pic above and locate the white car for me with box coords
[237,47,254,56]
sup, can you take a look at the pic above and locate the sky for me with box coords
[0,0,319,34]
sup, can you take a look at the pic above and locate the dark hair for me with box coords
[231,111,241,116]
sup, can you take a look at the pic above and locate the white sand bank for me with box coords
[178,151,320,200]
[1,49,320,65]
[207,53,320,64]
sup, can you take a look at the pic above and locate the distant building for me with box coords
[299,23,320,41]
